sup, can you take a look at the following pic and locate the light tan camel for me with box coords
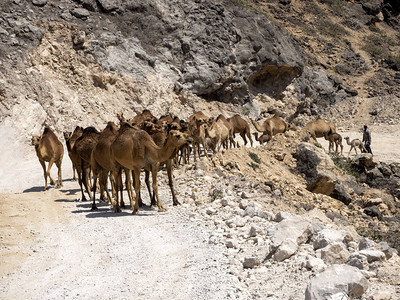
[344,137,367,157]
[253,132,271,145]
[144,128,191,207]
[227,114,253,147]
[205,118,229,153]
[304,118,336,141]
[111,127,191,214]
[325,132,343,156]
[73,127,100,202]
[251,114,287,137]
[216,114,234,148]
[31,127,64,190]
[188,112,210,160]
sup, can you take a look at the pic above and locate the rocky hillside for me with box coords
[1,0,399,139]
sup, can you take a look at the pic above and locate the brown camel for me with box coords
[63,128,84,180]
[325,132,343,156]
[90,122,123,210]
[31,127,64,190]
[304,118,336,141]
[253,132,271,145]
[110,127,191,214]
[227,114,253,147]
[251,114,287,137]
[73,127,100,202]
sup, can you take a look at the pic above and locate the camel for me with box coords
[31,127,64,190]
[188,112,211,160]
[304,118,336,141]
[325,132,343,156]
[227,114,253,147]
[90,122,123,211]
[63,128,84,180]
[111,127,191,213]
[206,118,230,153]
[253,132,271,145]
[144,126,191,207]
[251,114,287,137]
[344,137,367,157]
[216,114,234,148]
[73,127,100,202]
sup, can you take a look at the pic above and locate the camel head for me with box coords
[63,131,72,141]
[31,136,40,146]
[105,121,119,133]
[116,113,127,123]
[167,130,192,147]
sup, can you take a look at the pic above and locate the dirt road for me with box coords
[0,179,235,299]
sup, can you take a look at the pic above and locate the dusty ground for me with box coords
[0,124,399,299]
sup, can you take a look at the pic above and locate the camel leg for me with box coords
[167,160,180,206]
[240,132,247,146]
[76,161,87,201]
[91,168,99,211]
[132,168,141,214]
[123,168,134,210]
[81,162,92,201]
[56,157,63,188]
[144,170,155,207]
[47,158,56,186]
[111,168,122,213]
[72,163,77,181]
[247,130,253,147]
[39,159,48,191]
[151,165,165,212]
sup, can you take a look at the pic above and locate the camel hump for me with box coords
[43,127,51,135]
[83,126,99,134]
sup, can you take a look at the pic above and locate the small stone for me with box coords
[243,257,260,269]
[32,0,47,6]
[274,211,292,222]
[226,239,238,249]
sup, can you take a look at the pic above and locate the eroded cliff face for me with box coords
[0,0,307,138]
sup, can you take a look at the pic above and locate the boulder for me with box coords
[305,256,327,273]
[320,242,350,265]
[359,237,376,250]
[305,264,369,300]
[268,215,312,261]
[346,252,369,270]
[359,249,386,263]
[313,228,353,250]
[274,239,299,262]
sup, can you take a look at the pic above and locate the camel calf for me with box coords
[324,132,343,156]
[31,127,64,190]
[344,137,367,157]
[253,132,271,145]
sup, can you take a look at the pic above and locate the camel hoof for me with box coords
[132,209,139,215]
[114,206,121,213]
[50,180,56,185]
[91,205,98,211]
[173,200,181,206]
[158,207,166,212]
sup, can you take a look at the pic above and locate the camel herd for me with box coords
[31,110,366,213]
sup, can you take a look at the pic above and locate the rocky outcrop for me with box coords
[295,142,354,204]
